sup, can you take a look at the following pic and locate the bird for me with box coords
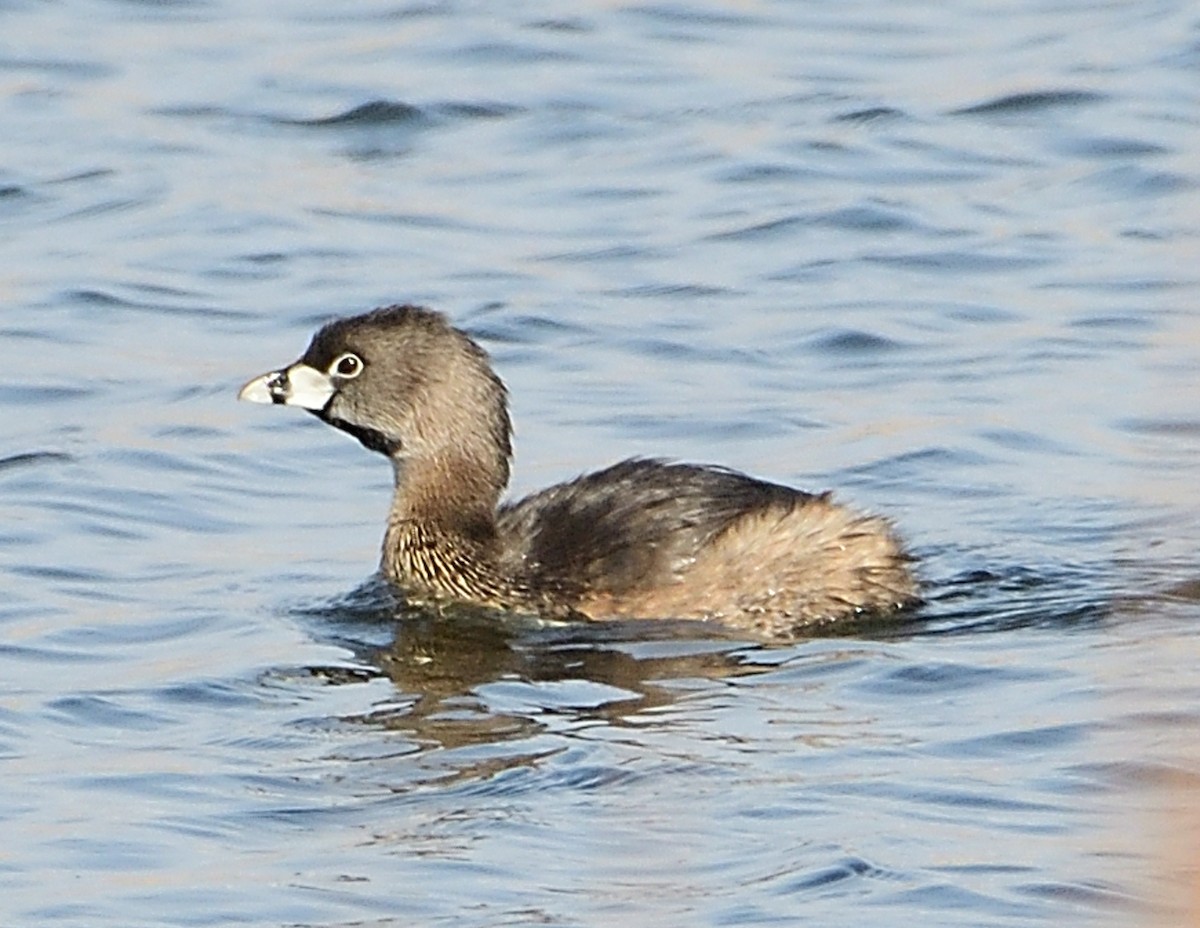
[239,305,918,638]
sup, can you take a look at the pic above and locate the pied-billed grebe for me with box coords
[239,305,918,637]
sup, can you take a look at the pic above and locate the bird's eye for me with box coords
[331,353,363,379]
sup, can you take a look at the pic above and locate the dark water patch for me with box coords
[978,428,1082,456]
[765,259,838,283]
[1068,311,1157,332]
[586,411,790,443]
[1118,417,1200,438]
[126,278,206,301]
[605,282,735,299]
[451,40,578,64]
[710,196,928,239]
[293,1,451,23]
[65,287,133,308]
[1120,226,1168,241]
[50,190,161,224]
[951,89,1106,117]
[101,447,228,479]
[620,334,764,364]
[8,563,114,585]
[806,328,906,356]
[0,380,94,404]
[0,324,84,343]
[1039,274,1189,293]
[151,103,228,120]
[1163,35,1200,71]
[1015,880,1141,912]
[938,862,1037,877]
[842,780,1067,818]
[45,167,115,186]
[0,643,108,665]
[470,314,593,346]
[527,17,594,33]
[920,587,1112,637]
[50,613,216,648]
[43,836,167,872]
[280,98,521,129]
[570,184,664,201]
[815,204,914,233]
[0,182,38,214]
[262,97,522,161]
[865,249,1049,274]
[940,302,1024,324]
[1080,164,1192,198]
[847,164,988,186]
[226,246,352,278]
[719,162,819,183]
[1073,759,1200,791]
[884,882,1047,918]
[153,679,266,710]
[435,101,523,120]
[240,250,287,265]
[1023,338,1122,366]
[1055,135,1169,159]
[628,2,764,27]
[151,424,225,442]
[535,243,662,263]
[833,106,908,124]
[931,722,1089,759]
[281,99,426,128]
[71,771,220,805]
[0,55,114,80]
[840,446,999,485]
[114,0,212,10]
[23,903,99,924]
[61,287,247,320]
[46,695,171,732]
[856,660,1046,698]
[707,214,808,242]
[308,206,483,231]
[0,451,73,474]
[778,856,890,894]
[531,759,644,793]
[444,269,535,293]
[34,484,242,537]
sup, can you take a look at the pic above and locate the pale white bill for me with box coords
[237,363,335,410]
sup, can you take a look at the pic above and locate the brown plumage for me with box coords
[239,305,918,638]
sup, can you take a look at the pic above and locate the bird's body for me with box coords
[240,305,918,638]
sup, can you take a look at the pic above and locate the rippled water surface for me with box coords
[4,1,1200,925]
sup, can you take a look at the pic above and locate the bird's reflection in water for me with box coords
[291,561,1128,789]
[294,578,779,776]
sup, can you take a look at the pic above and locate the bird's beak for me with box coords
[238,363,335,411]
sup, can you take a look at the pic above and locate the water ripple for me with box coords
[284,99,426,127]
[951,89,1107,117]
[0,451,73,473]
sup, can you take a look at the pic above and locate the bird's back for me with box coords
[497,458,811,596]
[496,458,916,634]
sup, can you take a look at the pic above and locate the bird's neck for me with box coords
[381,450,515,603]
[387,450,503,531]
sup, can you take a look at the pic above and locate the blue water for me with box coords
[3,1,1200,925]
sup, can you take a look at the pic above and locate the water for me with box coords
[3,1,1200,925]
